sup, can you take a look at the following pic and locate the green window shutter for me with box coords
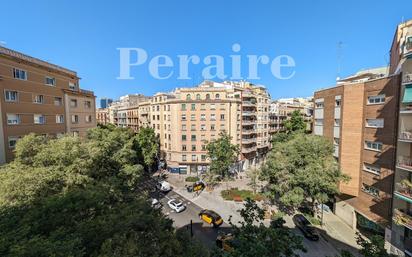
[402,85,412,103]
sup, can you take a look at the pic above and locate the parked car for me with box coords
[292,214,320,241]
[199,209,223,227]
[167,199,186,213]
[150,198,162,210]
[186,181,205,192]
[156,181,172,192]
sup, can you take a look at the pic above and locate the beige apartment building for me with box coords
[313,67,400,239]
[96,108,110,125]
[388,19,412,257]
[0,46,96,163]
[105,81,271,174]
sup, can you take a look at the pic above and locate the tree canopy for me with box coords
[261,133,349,212]
[206,132,239,179]
[0,126,202,257]
[283,110,306,133]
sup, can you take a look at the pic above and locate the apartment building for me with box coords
[0,46,96,163]
[269,97,313,135]
[388,19,412,257]
[96,108,110,125]
[313,67,400,239]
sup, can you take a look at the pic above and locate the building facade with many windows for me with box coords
[0,46,96,163]
[313,67,400,241]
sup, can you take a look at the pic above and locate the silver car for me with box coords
[167,199,186,213]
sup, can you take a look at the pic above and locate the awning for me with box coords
[402,85,412,103]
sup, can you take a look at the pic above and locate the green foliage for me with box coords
[0,127,204,257]
[261,133,349,212]
[221,188,264,202]
[206,132,239,179]
[135,127,159,172]
[214,199,305,257]
[185,176,199,182]
[283,110,306,133]
[356,233,397,257]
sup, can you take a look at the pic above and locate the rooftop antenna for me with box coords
[337,41,343,81]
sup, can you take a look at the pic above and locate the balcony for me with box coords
[399,131,412,142]
[397,156,412,172]
[394,180,412,204]
[242,129,257,135]
[242,111,257,116]
[242,146,257,153]
[242,101,256,107]
[242,120,256,125]
[393,209,412,230]
[403,73,412,86]
[404,40,412,58]
[242,138,256,144]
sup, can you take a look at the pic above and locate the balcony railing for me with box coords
[242,120,256,125]
[403,73,412,85]
[395,180,412,203]
[242,138,256,144]
[242,129,257,135]
[242,146,257,153]
[242,111,256,116]
[397,156,412,171]
[399,131,412,142]
[242,101,256,107]
[393,209,412,230]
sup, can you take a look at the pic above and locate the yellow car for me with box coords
[199,209,223,227]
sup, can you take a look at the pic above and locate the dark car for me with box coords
[292,214,320,241]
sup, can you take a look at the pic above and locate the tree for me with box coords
[356,233,397,257]
[283,110,306,133]
[214,198,305,257]
[260,133,349,213]
[206,132,239,179]
[135,127,159,173]
[246,168,260,194]
[0,127,205,257]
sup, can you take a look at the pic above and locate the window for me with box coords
[190,114,196,121]
[362,183,380,198]
[54,97,62,106]
[211,104,215,110]
[314,119,323,126]
[69,82,76,90]
[191,104,196,111]
[34,95,44,104]
[366,119,384,128]
[191,124,196,131]
[70,99,78,107]
[365,141,383,152]
[196,94,201,100]
[182,155,187,161]
[85,115,92,123]
[84,101,91,108]
[8,136,19,149]
[315,102,324,108]
[5,91,18,102]
[215,93,220,99]
[220,124,225,131]
[181,114,186,121]
[71,115,79,124]
[13,68,27,80]
[201,155,206,161]
[34,114,45,124]
[201,124,206,131]
[186,94,191,100]
[202,145,206,151]
[211,114,216,121]
[211,124,215,131]
[182,145,187,151]
[206,94,210,100]
[191,135,196,141]
[45,77,56,86]
[335,99,341,107]
[182,124,187,131]
[56,115,64,124]
[367,95,385,105]
[201,104,206,110]
[200,114,206,121]
[220,114,225,120]
[181,104,186,110]
[191,145,196,151]
[182,135,187,141]
[7,114,20,125]
[363,163,381,175]
[192,155,197,161]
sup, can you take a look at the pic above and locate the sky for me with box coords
[1,0,410,105]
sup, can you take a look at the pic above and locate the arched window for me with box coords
[196,94,201,100]
[206,94,210,100]
[215,93,220,99]
[186,94,191,100]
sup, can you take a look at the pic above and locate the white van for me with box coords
[156,181,172,192]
